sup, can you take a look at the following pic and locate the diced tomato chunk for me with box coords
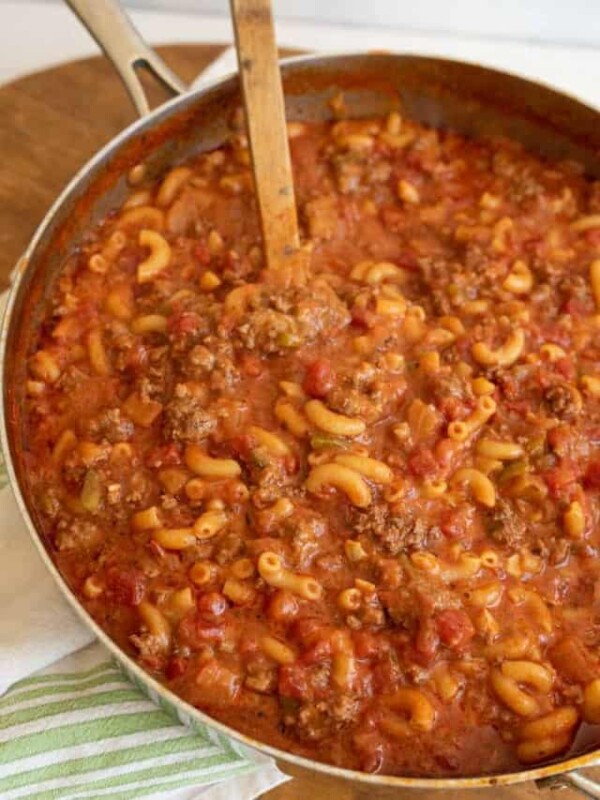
[193,242,211,265]
[435,438,460,470]
[407,447,438,478]
[300,639,333,664]
[196,659,241,703]
[303,359,335,398]
[584,458,600,489]
[549,636,599,683]
[124,343,148,373]
[437,396,463,421]
[238,633,261,658]
[353,631,381,660]
[554,357,576,381]
[562,296,593,317]
[372,653,402,694]
[396,251,420,272]
[415,616,440,662]
[354,730,384,774]
[267,590,299,623]
[228,434,254,460]
[440,507,470,540]
[290,617,328,644]
[222,250,244,275]
[197,592,228,618]
[167,311,202,336]
[116,246,143,273]
[381,206,405,233]
[177,616,225,647]
[165,656,189,681]
[350,303,377,329]
[145,443,182,468]
[279,662,312,701]
[503,399,531,417]
[105,567,146,606]
[436,609,475,649]
[547,425,572,453]
[537,323,572,349]
[587,428,600,445]
[542,459,579,498]
[239,352,264,377]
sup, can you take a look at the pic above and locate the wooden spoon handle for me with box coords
[230,0,300,270]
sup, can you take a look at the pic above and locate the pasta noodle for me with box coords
[304,400,366,437]
[472,330,525,367]
[185,446,241,479]
[137,229,172,283]
[257,552,323,601]
[305,463,372,507]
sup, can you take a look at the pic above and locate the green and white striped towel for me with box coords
[0,644,285,800]
[0,46,289,797]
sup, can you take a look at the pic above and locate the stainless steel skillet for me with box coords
[2,0,600,795]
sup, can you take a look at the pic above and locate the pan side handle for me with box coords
[64,0,188,116]
[537,770,600,799]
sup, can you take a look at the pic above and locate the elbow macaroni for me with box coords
[137,229,172,283]
[119,205,164,230]
[304,400,366,437]
[138,601,171,651]
[156,166,192,207]
[381,688,436,734]
[261,635,296,665]
[249,425,291,457]
[503,260,533,294]
[476,439,523,460]
[333,454,393,484]
[193,510,228,540]
[305,463,372,508]
[490,668,540,717]
[472,329,525,368]
[451,468,496,507]
[448,396,496,441]
[275,400,310,437]
[508,587,553,633]
[185,446,241,479]
[516,707,578,763]
[563,500,585,539]
[257,552,323,601]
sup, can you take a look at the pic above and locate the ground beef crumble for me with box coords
[163,384,217,443]
[350,504,441,555]
[486,498,528,548]
[86,408,134,443]
[543,382,581,420]
[285,696,362,742]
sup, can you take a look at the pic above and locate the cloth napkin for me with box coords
[0,48,289,800]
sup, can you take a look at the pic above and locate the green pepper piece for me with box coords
[280,696,300,715]
[276,331,301,348]
[80,469,102,512]
[497,460,529,486]
[310,434,348,450]
[250,449,270,469]
[525,435,546,459]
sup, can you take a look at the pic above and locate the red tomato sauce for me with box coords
[20,112,600,777]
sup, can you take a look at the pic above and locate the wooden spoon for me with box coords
[230,0,301,273]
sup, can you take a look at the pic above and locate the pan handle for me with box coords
[64,0,188,117]
[537,770,600,799]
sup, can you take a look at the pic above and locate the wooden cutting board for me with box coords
[0,43,595,800]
